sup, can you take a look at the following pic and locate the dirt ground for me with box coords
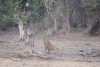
[0,27,100,67]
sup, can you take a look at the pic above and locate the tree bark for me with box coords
[26,20,34,47]
[18,21,24,40]
[22,13,34,54]
[19,13,34,55]
[53,14,58,32]
[23,24,27,44]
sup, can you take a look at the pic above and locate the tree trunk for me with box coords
[19,13,34,55]
[18,21,24,40]
[23,24,27,44]
[26,20,34,47]
[23,13,34,54]
[53,14,58,32]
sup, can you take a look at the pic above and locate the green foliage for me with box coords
[56,11,64,16]
[86,12,94,15]
[0,21,6,26]
[57,0,62,4]
[83,0,100,7]
[27,0,39,6]
[0,12,19,24]
[22,15,28,25]
[83,1,94,7]
[96,0,100,4]
[66,5,69,13]
[82,0,100,15]
[66,5,69,9]
[13,13,19,22]
[0,27,6,31]
[46,2,51,8]
[47,16,51,21]
[47,16,54,25]
[0,0,40,26]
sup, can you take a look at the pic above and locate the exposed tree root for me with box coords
[0,50,69,61]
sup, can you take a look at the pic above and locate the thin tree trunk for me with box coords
[53,14,57,32]
[62,13,70,33]
[44,0,58,32]
[23,24,27,44]
[18,21,24,40]
[67,10,70,33]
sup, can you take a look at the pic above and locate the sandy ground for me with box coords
[0,27,100,67]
